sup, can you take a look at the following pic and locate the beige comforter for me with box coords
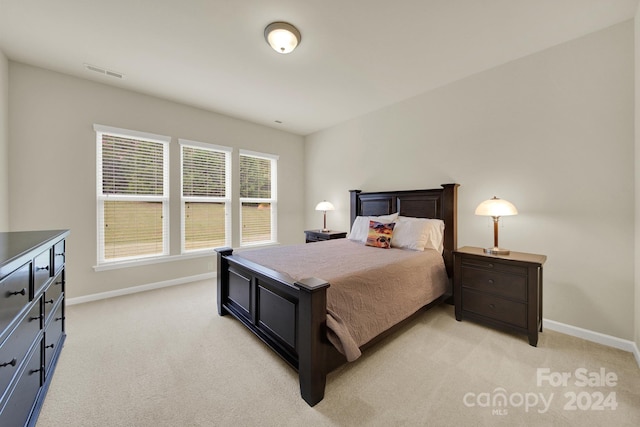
[237,239,449,361]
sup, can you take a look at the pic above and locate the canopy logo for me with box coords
[462,367,619,416]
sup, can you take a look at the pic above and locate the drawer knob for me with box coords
[55,253,65,257]
[29,315,42,322]
[487,279,494,285]
[55,280,64,286]
[488,263,494,268]
[46,343,55,349]
[29,368,41,375]
[8,288,26,297]
[488,304,496,310]
[0,358,17,368]
[36,265,50,272]
[55,316,65,322]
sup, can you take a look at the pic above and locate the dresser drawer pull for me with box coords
[55,280,63,286]
[8,288,26,296]
[55,316,65,322]
[36,265,50,272]
[44,299,54,304]
[55,253,65,257]
[45,343,55,349]
[29,368,41,375]
[0,358,17,368]
[488,304,496,310]
[29,315,42,322]
[487,279,494,284]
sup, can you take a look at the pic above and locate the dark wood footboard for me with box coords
[216,248,332,406]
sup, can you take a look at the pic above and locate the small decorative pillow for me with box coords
[365,220,395,249]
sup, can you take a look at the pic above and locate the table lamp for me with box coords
[475,196,518,255]
[315,201,335,232]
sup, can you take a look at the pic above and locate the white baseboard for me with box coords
[543,318,640,368]
[67,272,216,305]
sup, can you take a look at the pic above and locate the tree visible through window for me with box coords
[240,150,278,245]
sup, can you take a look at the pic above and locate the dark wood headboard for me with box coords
[349,183,459,277]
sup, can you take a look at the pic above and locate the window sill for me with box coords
[93,250,216,272]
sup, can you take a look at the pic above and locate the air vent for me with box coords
[84,63,124,79]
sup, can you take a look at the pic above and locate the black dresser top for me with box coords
[0,230,70,279]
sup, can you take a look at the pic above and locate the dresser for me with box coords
[304,230,347,243]
[453,246,546,346]
[0,230,69,426]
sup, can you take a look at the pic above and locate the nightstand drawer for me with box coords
[460,257,527,275]
[461,289,527,329]
[306,234,326,242]
[460,266,526,301]
[304,230,346,243]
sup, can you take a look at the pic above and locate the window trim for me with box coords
[179,139,233,254]
[239,149,279,247]
[94,124,171,266]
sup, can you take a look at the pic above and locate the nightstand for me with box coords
[304,230,347,243]
[453,246,546,346]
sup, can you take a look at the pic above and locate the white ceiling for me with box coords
[0,0,638,135]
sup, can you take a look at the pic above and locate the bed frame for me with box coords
[215,183,458,406]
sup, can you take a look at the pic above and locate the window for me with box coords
[180,139,232,252]
[95,125,170,264]
[239,150,278,246]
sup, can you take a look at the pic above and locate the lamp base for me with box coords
[484,247,510,255]
[322,228,330,232]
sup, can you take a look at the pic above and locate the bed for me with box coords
[215,184,458,406]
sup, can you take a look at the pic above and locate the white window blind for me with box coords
[239,150,278,246]
[95,125,170,264]
[180,139,232,252]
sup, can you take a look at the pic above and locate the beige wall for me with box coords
[0,50,8,231]
[8,63,305,299]
[305,22,635,340]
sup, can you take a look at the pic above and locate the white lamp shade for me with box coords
[315,201,335,211]
[475,197,518,217]
[265,22,301,54]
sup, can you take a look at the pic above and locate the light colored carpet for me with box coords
[36,279,640,426]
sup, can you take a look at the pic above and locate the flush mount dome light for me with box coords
[264,21,301,54]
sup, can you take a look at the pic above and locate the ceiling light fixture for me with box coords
[264,21,301,54]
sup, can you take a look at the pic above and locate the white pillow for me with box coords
[348,213,399,243]
[392,216,445,252]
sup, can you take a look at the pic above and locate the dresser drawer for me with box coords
[461,289,527,329]
[0,342,42,426]
[0,303,41,397]
[53,240,65,275]
[0,264,31,336]
[43,271,64,325]
[44,303,64,377]
[33,250,52,298]
[460,266,526,301]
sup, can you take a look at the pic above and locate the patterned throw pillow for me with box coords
[365,220,395,249]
